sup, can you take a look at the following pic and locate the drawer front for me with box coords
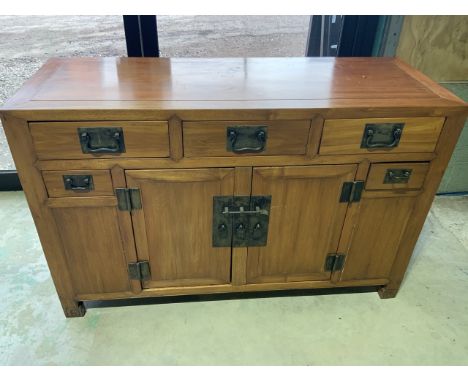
[30,121,169,160]
[320,117,444,155]
[183,120,311,157]
[366,162,429,191]
[43,170,114,197]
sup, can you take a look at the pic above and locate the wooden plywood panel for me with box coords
[396,16,468,81]
[438,83,468,193]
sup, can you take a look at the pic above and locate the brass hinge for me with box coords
[325,254,346,272]
[116,188,142,211]
[340,181,364,203]
[128,261,151,281]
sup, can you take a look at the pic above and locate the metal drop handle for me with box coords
[63,176,92,191]
[228,129,266,153]
[80,131,123,153]
[388,170,411,181]
[365,127,402,148]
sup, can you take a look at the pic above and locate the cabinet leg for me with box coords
[61,299,86,318]
[378,286,399,299]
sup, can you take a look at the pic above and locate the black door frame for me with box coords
[306,15,381,57]
[123,15,159,57]
[337,16,380,57]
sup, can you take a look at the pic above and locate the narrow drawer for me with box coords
[30,121,169,160]
[43,170,114,197]
[366,162,430,191]
[320,117,444,155]
[183,120,311,157]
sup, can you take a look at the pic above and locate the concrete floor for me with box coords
[0,191,467,365]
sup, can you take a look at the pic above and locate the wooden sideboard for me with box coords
[1,57,466,317]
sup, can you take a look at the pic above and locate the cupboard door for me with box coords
[247,165,357,284]
[339,193,417,281]
[49,198,133,296]
[126,168,235,288]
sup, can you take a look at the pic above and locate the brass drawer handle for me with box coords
[78,127,126,154]
[361,123,404,149]
[227,126,267,153]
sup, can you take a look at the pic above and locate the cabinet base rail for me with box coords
[68,278,390,317]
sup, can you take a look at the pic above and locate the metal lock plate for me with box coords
[78,127,126,154]
[226,126,268,154]
[384,168,412,184]
[63,175,94,191]
[231,196,251,247]
[212,196,234,247]
[246,196,271,247]
[361,123,404,149]
[212,195,272,247]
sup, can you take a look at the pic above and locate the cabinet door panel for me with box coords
[126,168,234,288]
[247,165,357,283]
[51,203,131,296]
[339,194,417,281]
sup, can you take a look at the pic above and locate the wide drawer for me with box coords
[43,170,114,197]
[366,162,430,191]
[320,117,444,155]
[30,121,169,160]
[183,120,311,157]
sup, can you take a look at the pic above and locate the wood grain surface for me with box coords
[246,164,357,284]
[365,162,429,191]
[2,57,466,114]
[30,121,169,160]
[126,168,235,289]
[320,117,444,155]
[43,170,113,197]
[183,120,311,157]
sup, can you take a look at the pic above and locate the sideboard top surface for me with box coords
[1,57,466,114]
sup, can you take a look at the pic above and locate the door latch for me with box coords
[213,195,271,247]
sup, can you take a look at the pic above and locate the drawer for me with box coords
[366,162,430,191]
[30,121,169,160]
[43,170,114,197]
[183,120,311,157]
[320,117,444,155]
